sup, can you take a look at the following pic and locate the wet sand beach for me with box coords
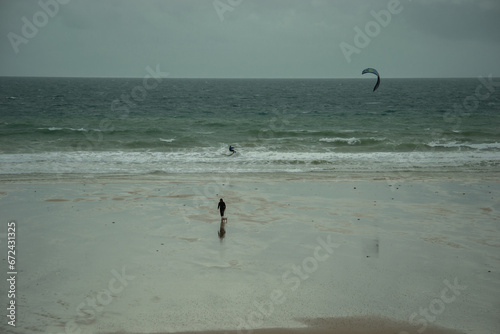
[0,172,498,334]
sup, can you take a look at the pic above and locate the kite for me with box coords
[362,68,380,92]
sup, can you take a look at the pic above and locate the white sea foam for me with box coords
[319,137,361,145]
[1,150,499,175]
[428,141,500,150]
[39,127,95,132]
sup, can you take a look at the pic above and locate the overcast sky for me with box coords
[1,0,499,78]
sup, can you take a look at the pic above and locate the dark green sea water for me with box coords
[0,77,499,175]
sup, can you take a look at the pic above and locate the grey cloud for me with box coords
[403,0,500,43]
[0,0,499,78]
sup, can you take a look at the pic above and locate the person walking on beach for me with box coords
[218,198,226,217]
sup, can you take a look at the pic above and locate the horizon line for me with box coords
[0,75,489,80]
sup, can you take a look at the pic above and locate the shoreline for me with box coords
[99,316,467,334]
[1,169,499,184]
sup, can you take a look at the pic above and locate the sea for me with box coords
[1,77,499,177]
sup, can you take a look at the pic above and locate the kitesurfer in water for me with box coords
[229,145,236,155]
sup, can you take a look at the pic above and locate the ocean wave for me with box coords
[245,129,373,140]
[427,141,500,150]
[319,137,386,145]
[37,127,100,132]
[2,150,499,175]
[319,137,361,145]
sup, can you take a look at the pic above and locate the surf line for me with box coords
[53,64,168,181]
[236,234,340,332]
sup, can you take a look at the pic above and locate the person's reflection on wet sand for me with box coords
[218,217,227,240]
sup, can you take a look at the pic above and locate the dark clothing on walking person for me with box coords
[218,199,226,217]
